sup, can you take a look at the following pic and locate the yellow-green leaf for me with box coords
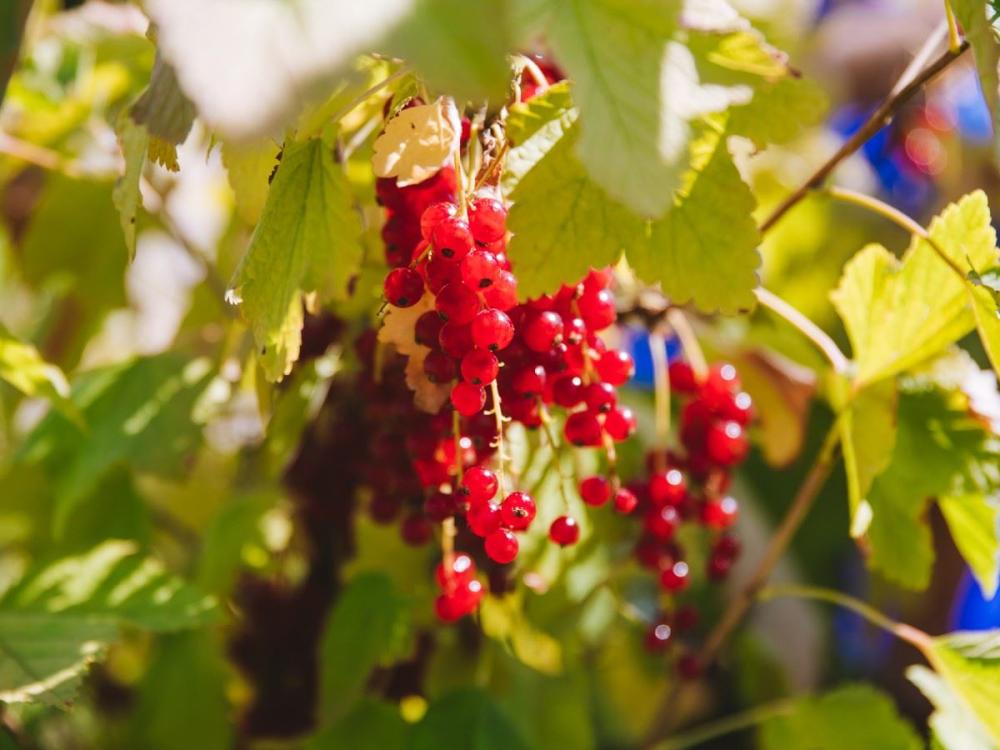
[925,630,1000,745]
[111,114,148,260]
[221,138,280,226]
[0,331,82,427]
[972,283,1000,380]
[502,81,577,193]
[939,494,1000,599]
[227,138,362,381]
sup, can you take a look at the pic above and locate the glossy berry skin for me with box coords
[439,321,474,358]
[700,363,741,412]
[451,381,486,416]
[659,561,690,592]
[511,365,546,397]
[706,420,749,466]
[484,528,519,564]
[484,271,518,311]
[470,309,514,351]
[701,496,739,530]
[584,382,617,413]
[460,250,500,290]
[645,506,680,541]
[500,491,536,531]
[420,201,458,241]
[424,254,460,294]
[468,197,507,243]
[431,216,474,261]
[668,360,698,394]
[423,350,456,383]
[461,349,499,385]
[649,469,686,507]
[604,405,637,441]
[435,553,476,589]
[577,288,616,330]
[645,621,673,652]
[552,375,585,407]
[564,410,603,447]
[549,515,580,546]
[613,487,638,514]
[719,391,754,425]
[415,311,445,348]
[580,476,612,507]
[435,283,480,324]
[522,311,564,352]
[467,500,502,537]
[435,579,483,622]
[384,267,425,307]
[462,466,498,503]
[424,491,459,522]
[595,349,634,386]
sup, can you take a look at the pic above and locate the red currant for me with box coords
[648,469,686,507]
[439,321,475,358]
[460,250,500,290]
[484,270,518,310]
[613,487,638,514]
[423,350,456,383]
[451,381,486,416]
[645,621,673,651]
[564,410,603,447]
[435,553,476,589]
[594,349,634,386]
[420,201,458,241]
[384,267,425,307]
[432,216,474,261]
[401,513,432,545]
[705,420,749,466]
[485,528,519,564]
[645,506,680,540]
[522,311,564,352]
[500,491,536,531]
[700,496,738,530]
[415,311,445,348]
[510,364,546,396]
[467,500,502,537]
[461,466,498,503]
[461,349,499,385]
[470,309,514,351]
[435,283,480,324]
[552,375,585,407]
[584,382,617,413]
[549,515,580,546]
[580,476,611,506]
[468,197,507,243]
[659,561,690,592]
[604,405,637,441]
[577,288,616,330]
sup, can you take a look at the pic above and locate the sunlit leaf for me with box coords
[925,629,1000,745]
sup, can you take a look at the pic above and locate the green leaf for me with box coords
[318,572,411,723]
[479,593,563,675]
[221,138,280,226]
[926,630,1000,745]
[502,81,577,193]
[866,387,999,589]
[130,50,196,169]
[953,1,1000,142]
[506,124,644,298]
[383,0,511,103]
[0,540,217,706]
[0,329,82,426]
[309,699,408,750]
[409,688,531,750]
[940,494,1000,600]
[127,632,233,750]
[196,490,279,595]
[971,284,1000,379]
[759,684,921,750]
[630,123,761,313]
[728,76,829,146]
[112,114,148,260]
[906,664,996,750]
[228,137,362,381]
[17,353,213,535]
[838,379,897,537]
[831,192,999,386]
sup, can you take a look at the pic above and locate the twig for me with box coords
[488,380,510,495]
[754,288,850,374]
[666,309,708,382]
[759,23,967,234]
[824,185,970,282]
[649,699,796,750]
[539,403,572,511]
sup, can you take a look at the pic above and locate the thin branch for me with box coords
[754,288,850,374]
[328,66,410,125]
[944,1,963,53]
[759,23,967,234]
[666,309,708,381]
[824,185,970,282]
[649,699,796,750]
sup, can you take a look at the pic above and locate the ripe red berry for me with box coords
[584,382,617,413]
[563,316,587,344]
[522,310,564,353]
[645,506,680,540]
[435,579,483,622]
[424,254,461,293]
[674,605,699,633]
[549,515,580,546]
[613,487,638,514]
[719,391,754,425]
[700,496,738,530]
[577,288,616,330]
[460,250,500,290]
[470,309,514,351]
[645,621,673,651]
[401,513,432,545]
[425,491,459,522]
[468,197,507,243]
[423,350,456,383]
[461,466,498,503]
[564,410,603,447]
[580,475,611,506]
[668,360,699,394]
[594,349,634,386]
[435,283,480,324]
[451,381,486,416]
[659,560,690,592]
[467,500,502,537]
[500,491,536,531]
[510,364,546,396]
[552,375,585,407]
[461,349,499,385]
[713,534,741,560]
[649,469,686,507]
[484,270,518,310]
[383,267,425,307]
[415,311,445,348]
[700,363,741,410]
[435,553,476,589]
[707,552,732,581]
[420,201,458,241]
[439,321,475,358]
[485,528,519,564]
[604,405,637,441]
[432,216,474,261]
[705,420,749,466]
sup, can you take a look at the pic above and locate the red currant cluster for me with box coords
[434,553,484,621]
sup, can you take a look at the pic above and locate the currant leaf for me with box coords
[939,494,1000,599]
[925,630,1000,745]
[907,665,995,750]
[111,114,147,260]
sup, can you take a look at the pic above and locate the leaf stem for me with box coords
[666,309,708,382]
[649,699,796,750]
[539,403,572,511]
[824,185,970,282]
[759,21,967,234]
[754,288,850,374]
[944,1,963,53]
[489,380,510,496]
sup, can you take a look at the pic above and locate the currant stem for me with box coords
[539,403,573,511]
[824,185,971,283]
[665,309,708,382]
[517,54,550,92]
[754,288,850,374]
[648,326,672,472]
[452,409,464,482]
[453,147,468,215]
[648,699,796,750]
[488,380,510,496]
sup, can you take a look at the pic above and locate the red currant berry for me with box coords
[674,605,699,633]
[484,271,517,311]
[500,491,536,531]
[676,653,701,680]
[424,254,461,294]
[435,553,476,589]
[522,310,564,352]
[613,487,638,514]
[432,216,474,261]
[383,267,425,307]
[583,267,614,293]
[461,349,499,385]
[645,506,680,540]
[604,405,637,441]
[700,363,741,409]
[485,528,519,564]
[577,288,616,330]
[425,491,458,522]
[719,391,753,425]
[563,316,587,344]
[594,349,634,386]
[460,250,500,290]
[649,469,687,507]
[700,496,738,530]
[645,621,673,652]
[549,515,580,546]
[580,476,612,506]
[435,283,480,324]
[420,201,458,241]
[415,311,445,348]
[467,500,502,537]
[668,360,698,394]
[439,321,475,358]
[451,381,486,416]
[468,197,508,243]
[423,350,457,383]
[705,420,749,466]
[564,410,603,447]
[401,513,432,545]
[435,592,464,622]
[659,560,690,592]
[707,553,732,581]
[713,534,741,560]
[552,375,585,407]
[584,381,617,413]
[470,309,514,351]
[461,466,498,503]
[511,364,546,397]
